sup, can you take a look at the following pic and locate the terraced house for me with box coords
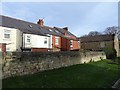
[0,15,79,52]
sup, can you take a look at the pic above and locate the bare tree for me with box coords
[81,34,88,37]
[88,31,101,36]
[104,26,119,35]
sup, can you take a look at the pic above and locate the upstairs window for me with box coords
[44,38,47,44]
[27,38,30,42]
[4,34,10,38]
[27,35,31,42]
[4,30,11,39]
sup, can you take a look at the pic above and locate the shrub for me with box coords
[103,48,117,59]
[115,57,120,64]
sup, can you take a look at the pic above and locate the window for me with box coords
[4,30,11,39]
[6,48,10,51]
[4,34,10,38]
[48,29,52,32]
[27,38,30,42]
[70,40,73,47]
[55,37,59,45]
[29,25,32,28]
[27,35,31,42]
[44,38,47,44]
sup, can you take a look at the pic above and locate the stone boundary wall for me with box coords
[2,51,106,79]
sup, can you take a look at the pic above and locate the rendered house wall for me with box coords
[23,33,52,50]
[0,26,22,52]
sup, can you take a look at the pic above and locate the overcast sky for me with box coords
[1,2,118,37]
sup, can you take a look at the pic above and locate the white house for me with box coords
[23,33,52,51]
[0,26,53,52]
[0,15,54,52]
[0,15,79,52]
[0,26,22,51]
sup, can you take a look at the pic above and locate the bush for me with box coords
[115,57,120,64]
[103,48,117,59]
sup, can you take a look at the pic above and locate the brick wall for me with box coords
[71,40,79,51]
[52,36,61,51]
[32,48,48,52]
[61,37,70,51]
[0,44,6,52]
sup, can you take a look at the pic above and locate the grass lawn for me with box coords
[3,60,120,88]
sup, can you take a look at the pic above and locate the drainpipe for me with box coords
[22,33,26,51]
[21,33,23,52]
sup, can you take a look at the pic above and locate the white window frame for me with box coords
[70,40,73,47]
[44,37,47,44]
[4,29,11,39]
[27,35,31,43]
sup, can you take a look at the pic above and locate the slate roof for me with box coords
[79,34,115,43]
[43,26,63,37]
[0,15,77,39]
[0,15,46,36]
[0,15,63,36]
[54,27,76,37]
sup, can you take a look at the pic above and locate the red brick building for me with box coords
[52,36,61,51]
[37,19,80,51]
[1,15,79,52]
[54,27,79,51]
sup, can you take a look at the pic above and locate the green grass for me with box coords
[3,60,120,88]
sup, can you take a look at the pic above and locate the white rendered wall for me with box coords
[0,26,22,51]
[23,34,52,49]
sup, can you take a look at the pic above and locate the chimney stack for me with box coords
[37,19,44,27]
[63,27,68,31]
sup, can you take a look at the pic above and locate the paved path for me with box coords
[112,78,120,89]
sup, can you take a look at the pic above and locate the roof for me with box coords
[79,34,115,43]
[0,15,47,36]
[0,15,77,39]
[54,27,76,37]
[0,15,62,37]
[43,26,63,37]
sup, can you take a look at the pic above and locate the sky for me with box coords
[1,2,118,37]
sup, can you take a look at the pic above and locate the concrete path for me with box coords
[112,78,120,89]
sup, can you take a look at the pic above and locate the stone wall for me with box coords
[2,51,106,79]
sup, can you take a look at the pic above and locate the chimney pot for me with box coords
[37,19,44,27]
